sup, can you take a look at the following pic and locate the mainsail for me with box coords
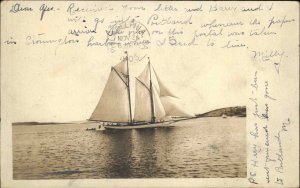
[134,62,166,122]
[90,57,132,123]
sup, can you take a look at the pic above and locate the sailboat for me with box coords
[89,52,194,130]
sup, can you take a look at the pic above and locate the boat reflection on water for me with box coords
[101,127,177,178]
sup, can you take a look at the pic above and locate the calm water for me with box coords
[13,117,246,179]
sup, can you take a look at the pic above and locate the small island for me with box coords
[195,106,246,118]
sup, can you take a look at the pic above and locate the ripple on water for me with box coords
[13,118,246,179]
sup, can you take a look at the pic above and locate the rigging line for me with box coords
[111,67,129,87]
[136,77,150,92]
[148,58,156,123]
[125,51,133,124]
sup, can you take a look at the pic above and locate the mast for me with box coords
[148,57,156,123]
[125,51,133,124]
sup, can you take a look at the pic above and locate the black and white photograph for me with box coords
[1,1,299,188]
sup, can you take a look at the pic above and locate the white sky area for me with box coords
[6,46,248,122]
[2,2,249,122]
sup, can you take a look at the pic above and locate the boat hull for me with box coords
[103,121,176,130]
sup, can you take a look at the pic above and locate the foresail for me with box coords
[160,96,194,117]
[151,65,194,117]
[90,61,130,122]
[153,68,177,98]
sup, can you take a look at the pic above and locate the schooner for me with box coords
[89,52,193,130]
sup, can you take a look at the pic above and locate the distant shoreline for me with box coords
[195,106,246,118]
[12,106,246,126]
[12,121,88,126]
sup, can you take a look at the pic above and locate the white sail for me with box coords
[152,86,166,120]
[134,64,166,122]
[152,66,193,117]
[91,56,193,124]
[160,96,194,117]
[153,69,177,98]
[134,79,152,122]
[90,60,130,122]
[114,59,128,82]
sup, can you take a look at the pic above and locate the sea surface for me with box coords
[13,117,246,179]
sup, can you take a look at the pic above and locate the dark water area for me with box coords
[13,117,246,179]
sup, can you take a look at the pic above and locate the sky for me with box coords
[5,45,248,122]
[1,1,250,122]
